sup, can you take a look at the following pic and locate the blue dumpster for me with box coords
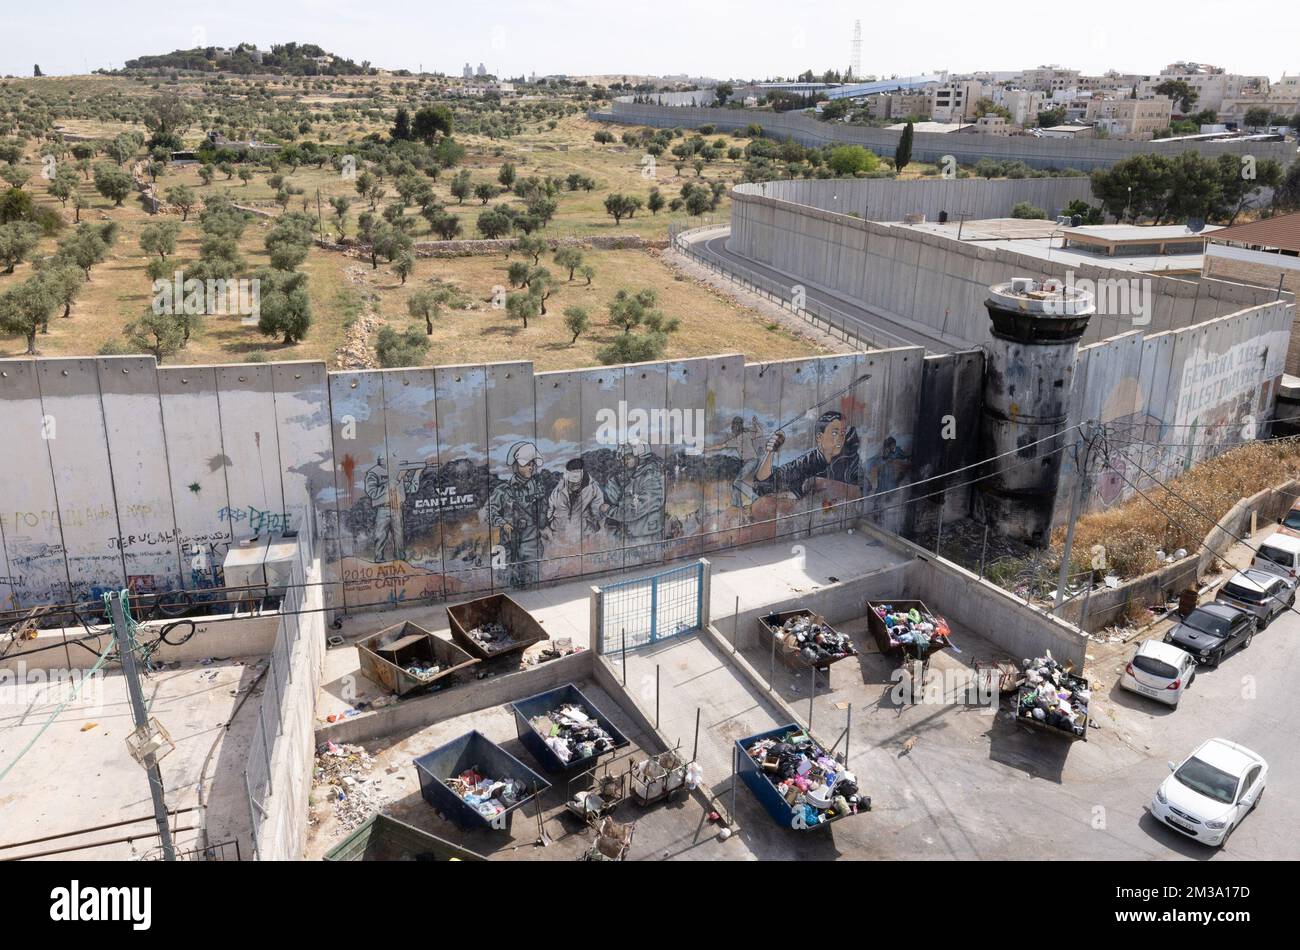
[509,683,630,773]
[413,730,550,832]
[734,724,869,831]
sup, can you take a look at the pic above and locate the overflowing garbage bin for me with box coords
[865,599,954,660]
[735,725,869,831]
[510,683,629,773]
[446,594,549,661]
[758,609,857,672]
[1015,652,1091,741]
[413,730,551,831]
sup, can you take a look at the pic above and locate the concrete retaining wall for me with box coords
[1056,478,1300,630]
[0,612,280,674]
[313,649,592,747]
[901,550,1089,669]
[596,102,1294,172]
[251,559,326,861]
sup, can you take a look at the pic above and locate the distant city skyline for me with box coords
[5,0,1296,83]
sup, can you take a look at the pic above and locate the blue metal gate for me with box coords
[595,560,706,654]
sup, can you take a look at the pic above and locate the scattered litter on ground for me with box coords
[313,740,383,833]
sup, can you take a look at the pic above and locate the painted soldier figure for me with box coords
[489,441,548,587]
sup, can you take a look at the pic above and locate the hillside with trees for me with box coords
[118,42,374,76]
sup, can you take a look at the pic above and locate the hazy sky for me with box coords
[6,0,1297,82]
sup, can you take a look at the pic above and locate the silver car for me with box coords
[1215,568,1295,628]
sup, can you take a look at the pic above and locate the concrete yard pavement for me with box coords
[0,657,265,860]
[316,528,910,724]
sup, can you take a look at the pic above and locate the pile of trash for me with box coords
[529,702,616,765]
[744,729,866,826]
[765,613,857,665]
[871,604,952,653]
[1017,651,1090,737]
[446,768,529,820]
[405,663,443,682]
[467,621,515,652]
[314,741,383,832]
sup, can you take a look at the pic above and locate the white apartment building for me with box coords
[991,88,1047,126]
[1220,75,1300,123]
[1137,63,1269,114]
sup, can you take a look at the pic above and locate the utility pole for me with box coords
[108,591,176,860]
[1055,421,1097,609]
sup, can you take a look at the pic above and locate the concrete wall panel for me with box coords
[662,358,710,562]
[379,368,444,608]
[97,356,181,593]
[215,365,285,541]
[579,365,625,575]
[534,369,585,582]
[37,358,123,600]
[157,366,233,593]
[435,365,491,596]
[0,360,69,606]
[485,362,538,589]
[328,371,388,610]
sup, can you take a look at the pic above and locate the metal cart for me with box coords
[628,749,689,808]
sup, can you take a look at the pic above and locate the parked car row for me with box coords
[1119,531,1294,849]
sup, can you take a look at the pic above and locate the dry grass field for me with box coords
[0,75,828,368]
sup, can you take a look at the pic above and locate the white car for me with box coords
[1151,738,1267,847]
[1119,639,1196,706]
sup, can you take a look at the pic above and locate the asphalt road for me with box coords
[724,543,1299,860]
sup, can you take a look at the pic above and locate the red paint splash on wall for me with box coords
[341,454,357,499]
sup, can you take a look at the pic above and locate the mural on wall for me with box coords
[1,303,1288,613]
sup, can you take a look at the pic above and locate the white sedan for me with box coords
[1119,639,1196,706]
[1151,738,1267,847]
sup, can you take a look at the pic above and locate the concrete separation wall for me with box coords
[740,178,1095,223]
[0,349,982,617]
[1057,302,1293,517]
[727,186,1287,348]
[595,102,1294,172]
